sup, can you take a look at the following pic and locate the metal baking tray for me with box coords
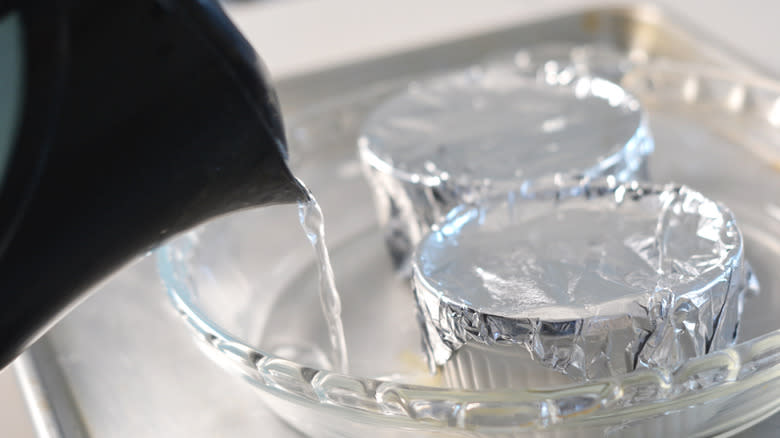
[14,5,780,437]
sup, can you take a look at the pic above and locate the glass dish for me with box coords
[157,59,780,437]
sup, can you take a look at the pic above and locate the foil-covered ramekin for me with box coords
[441,343,575,390]
[358,58,654,270]
[413,182,753,389]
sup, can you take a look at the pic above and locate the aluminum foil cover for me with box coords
[413,183,753,379]
[358,49,653,267]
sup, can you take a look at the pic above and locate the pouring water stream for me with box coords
[297,182,349,373]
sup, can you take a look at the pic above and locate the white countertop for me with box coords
[226,0,780,79]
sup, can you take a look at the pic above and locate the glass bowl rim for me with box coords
[156,220,780,433]
[156,62,780,433]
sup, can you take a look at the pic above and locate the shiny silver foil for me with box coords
[413,182,754,380]
[358,48,654,269]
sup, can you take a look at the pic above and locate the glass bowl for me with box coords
[157,59,780,437]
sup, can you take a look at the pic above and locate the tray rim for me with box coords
[161,11,780,438]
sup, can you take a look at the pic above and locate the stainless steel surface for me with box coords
[14,4,780,437]
[159,58,780,436]
[18,258,306,437]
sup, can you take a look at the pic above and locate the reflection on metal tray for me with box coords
[13,5,780,437]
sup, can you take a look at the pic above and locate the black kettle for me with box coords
[0,0,306,369]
